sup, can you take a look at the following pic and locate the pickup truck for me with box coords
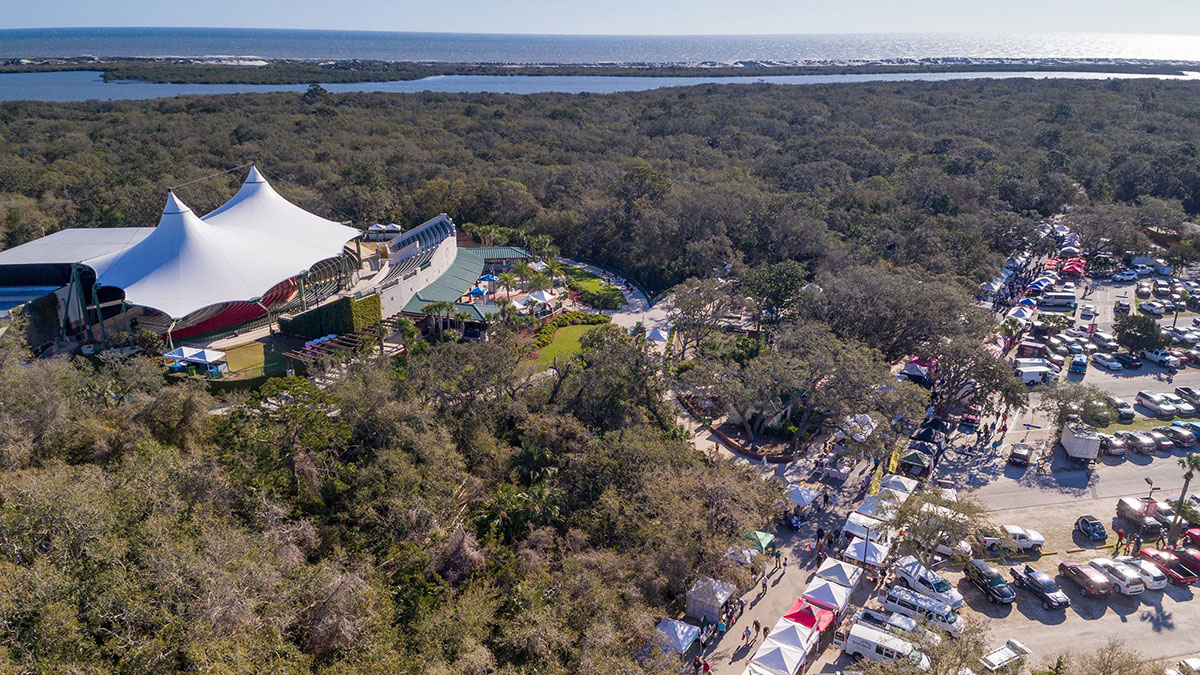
[978,525,1045,554]
[979,640,1032,673]
[1139,547,1200,585]
[1009,564,1071,610]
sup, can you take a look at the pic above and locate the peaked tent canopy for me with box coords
[844,537,890,567]
[786,485,818,508]
[801,578,851,613]
[745,530,776,553]
[685,576,736,623]
[767,618,818,654]
[815,557,863,589]
[528,289,557,304]
[162,345,226,364]
[652,618,700,654]
[854,495,897,522]
[749,641,806,675]
[203,166,359,253]
[782,599,834,632]
[646,327,669,342]
[879,474,919,497]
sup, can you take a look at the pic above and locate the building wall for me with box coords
[379,235,458,316]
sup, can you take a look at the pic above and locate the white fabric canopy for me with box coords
[879,474,919,497]
[528,289,557,304]
[844,537,890,567]
[786,485,818,508]
[802,578,851,612]
[767,618,818,654]
[646,327,669,342]
[91,168,357,319]
[203,166,358,253]
[815,557,863,589]
[653,618,699,653]
[750,641,806,675]
[855,495,897,522]
[162,345,226,364]
[843,512,888,543]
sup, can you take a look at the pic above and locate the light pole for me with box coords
[1145,477,1161,502]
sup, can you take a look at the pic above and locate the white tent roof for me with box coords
[91,176,355,319]
[528,289,557,304]
[203,166,358,253]
[767,618,818,654]
[844,537,890,567]
[646,327,669,342]
[855,495,897,522]
[750,641,806,675]
[802,578,851,612]
[653,618,699,653]
[785,485,818,508]
[815,557,863,589]
[879,474,919,497]
[162,345,226,364]
[843,512,888,543]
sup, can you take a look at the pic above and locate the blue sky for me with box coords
[5,0,1199,35]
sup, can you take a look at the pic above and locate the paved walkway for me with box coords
[558,257,671,330]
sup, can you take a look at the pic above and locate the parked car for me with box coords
[1117,498,1166,538]
[1075,515,1107,541]
[1140,547,1200,585]
[1140,301,1165,316]
[1165,393,1198,416]
[1173,547,1200,575]
[1080,304,1097,318]
[1177,387,1200,405]
[1098,433,1127,456]
[1112,270,1138,281]
[1107,395,1136,420]
[1147,429,1176,452]
[1115,300,1132,314]
[1173,420,1200,439]
[964,559,1017,605]
[1137,390,1178,417]
[1187,528,1200,547]
[1114,430,1156,454]
[1088,558,1146,595]
[1143,349,1182,369]
[1058,561,1113,598]
[1112,353,1142,370]
[1113,555,1169,590]
[1091,353,1122,371]
[893,555,964,608]
[851,608,942,646]
[1159,425,1197,447]
[1007,444,1034,467]
[1010,564,1071,610]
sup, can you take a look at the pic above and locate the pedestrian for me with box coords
[1134,535,1143,554]
[1158,533,1166,548]
[693,655,702,674]
[831,493,839,508]
[816,526,826,542]
[743,626,752,644]
[827,532,836,549]
[782,557,788,574]
[753,618,761,637]
[821,491,830,510]
[763,626,771,641]
[1000,424,1008,436]
[817,538,824,555]
[1115,528,1125,553]
[761,578,768,595]
[738,598,745,616]
[702,659,711,675]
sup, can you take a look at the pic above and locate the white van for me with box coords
[836,622,930,670]
[1015,365,1058,386]
[1136,390,1177,417]
[883,586,964,637]
[1012,358,1060,372]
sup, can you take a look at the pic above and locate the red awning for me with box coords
[782,599,835,632]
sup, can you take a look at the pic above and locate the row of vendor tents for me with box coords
[734,473,922,674]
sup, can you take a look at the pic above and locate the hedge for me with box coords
[533,312,610,349]
[16,292,59,347]
[278,294,382,340]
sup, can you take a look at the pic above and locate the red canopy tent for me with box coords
[782,599,835,632]
[1043,258,1061,269]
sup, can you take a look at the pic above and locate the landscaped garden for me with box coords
[564,266,626,309]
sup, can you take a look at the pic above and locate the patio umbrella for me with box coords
[480,274,499,282]
[469,287,488,297]
[745,530,775,553]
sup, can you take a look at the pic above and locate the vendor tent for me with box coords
[745,530,776,553]
[767,618,818,655]
[468,287,488,297]
[899,449,932,469]
[854,495,897,522]
[646,327,669,342]
[906,440,940,457]
[653,618,700,654]
[844,537,890,567]
[749,641,806,675]
[802,578,851,613]
[910,426,946,447]
[879,474,919,496]
[782,599,834,632]
[785,485,818,508]
[480,273,499,282]
[1018,297,1038,307]
[843,512,888,543]
[685,577,736,623]
[815,557,863,589]
[162,345,226,365]
[528,289,557,304]
[742,664,777,675]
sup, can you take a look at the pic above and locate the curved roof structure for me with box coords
[91,191,352,319]
[203,166,359,252]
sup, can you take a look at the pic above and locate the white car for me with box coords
[1091,353,1123,371]
[893,555,965,608]
[1163,393,1197,417]
[1080,304,1097,318]
[1113,555,1168,590]
[1135,265,1155,276]
[1112,270,1138,282]
[1061,282,1077,294]
[1089,558,1145,595]
[1140,301,1165,316]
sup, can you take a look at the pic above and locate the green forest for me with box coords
[1,78,1200,671]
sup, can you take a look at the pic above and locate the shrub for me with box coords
[532,312,610,349]
[279,295,382,339]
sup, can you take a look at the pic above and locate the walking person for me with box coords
[753,618,761,639]
[743,626,753,645]
[774,549,782,570]
[761,578,768,596]
[782,557,788,574]
[1115,528,1125,554]
[702,659,711,674]
[693,655,702,674]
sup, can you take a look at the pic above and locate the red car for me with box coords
[1140,547,1200,585]
[1186,528,1200,547]
[1058,560,1113,598]
[1173,547,1200,575]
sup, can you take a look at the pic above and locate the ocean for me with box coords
[2,28,1200,64]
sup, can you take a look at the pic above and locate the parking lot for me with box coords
[812,273,1200,672]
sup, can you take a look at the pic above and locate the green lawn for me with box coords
[222,337,304,377]
[564,266,626,306]
[523,324,600,372]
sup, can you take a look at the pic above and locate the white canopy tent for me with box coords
[842,512,889,543]
[749,641,806,675]
[843,537,890,568]
[646,327,669,342]
[854,495,897,522]
[785,485,818,508]
[879,474,919,497]
[528,289,557,304]
[162,345,226,365]
[90,169,358,320]
[766,618,818,655]
[815,557,863,589]
[652,618,700,654]
[801,577,851,613]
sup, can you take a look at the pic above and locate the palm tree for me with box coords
[453,309,472,333]
[545,259,566,289]
[421,300,455,336]
[498,272,518,300]
[496,298,519,327]
[527,273,552,293]
[514,260,533,290]
[1170,452,1200,543]
[999,317,1024,340]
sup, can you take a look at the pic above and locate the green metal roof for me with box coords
[401,248,502,321]
[464,246,531,261]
